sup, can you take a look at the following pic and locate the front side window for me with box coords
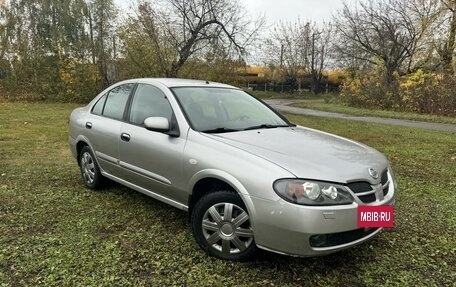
[103,84,134,120]
[129,84,173,125]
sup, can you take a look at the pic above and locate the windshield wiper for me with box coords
[243,124,291,131]
[200,127,240,134]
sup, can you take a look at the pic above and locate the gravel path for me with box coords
[265,99,456,134]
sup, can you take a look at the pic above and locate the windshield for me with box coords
[172,87,290,132]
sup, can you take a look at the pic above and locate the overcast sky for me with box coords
[244,0,358,25]
[116,0,358,24]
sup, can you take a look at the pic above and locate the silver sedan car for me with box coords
[69,78,396,261]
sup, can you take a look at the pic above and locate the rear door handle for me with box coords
[120,133,131,142]
[85,122,92,129]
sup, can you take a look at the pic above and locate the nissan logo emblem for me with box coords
[369,168,379,179]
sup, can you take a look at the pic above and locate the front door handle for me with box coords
[120,133,131,142]
[85,122,92,129]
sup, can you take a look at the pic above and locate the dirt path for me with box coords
[265,99,456,134]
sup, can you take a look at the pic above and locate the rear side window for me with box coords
[91,94,106,115]
[129,84,173,125]
[103,84,134,120]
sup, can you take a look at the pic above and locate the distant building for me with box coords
[236,65,344,92]
[236,66,271,85]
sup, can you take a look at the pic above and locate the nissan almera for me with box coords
[69,78,396,261]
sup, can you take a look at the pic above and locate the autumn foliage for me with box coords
[340,68,455,116]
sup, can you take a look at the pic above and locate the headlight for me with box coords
[273,179,354,206]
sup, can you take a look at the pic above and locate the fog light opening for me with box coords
[309,234,328,247]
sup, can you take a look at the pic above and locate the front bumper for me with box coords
[250,183,396,257]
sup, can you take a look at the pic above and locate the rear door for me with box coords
[118,83,187,204]
[86,83,134,176]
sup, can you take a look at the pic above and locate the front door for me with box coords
[118,84,187,205]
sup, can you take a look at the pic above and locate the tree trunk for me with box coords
[169,35,197,77]
[442,8,456,74]
[88,11,95,65]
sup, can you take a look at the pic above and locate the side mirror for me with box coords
[144,117,170,132]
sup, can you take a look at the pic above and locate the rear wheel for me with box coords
[191,191,257,261]
[79,146,103,189]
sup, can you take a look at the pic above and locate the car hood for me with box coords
[205,126,387,184]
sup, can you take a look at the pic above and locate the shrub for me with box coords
[400,70,455,116]
[340,67,455,116]
[340,67,400,109]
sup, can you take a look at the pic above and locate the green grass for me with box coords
[292,100,456,125]
[1,102,455,286]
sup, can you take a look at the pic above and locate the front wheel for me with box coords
[191,191,257,261]
[79,146,104,189]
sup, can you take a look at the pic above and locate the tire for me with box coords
[191,190,257,261]
[79,146,104,189]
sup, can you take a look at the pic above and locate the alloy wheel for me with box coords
[80,151,95,185]
[201,203,254,255]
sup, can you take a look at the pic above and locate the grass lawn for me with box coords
[1,102,455,286]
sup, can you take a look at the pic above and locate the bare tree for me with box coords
[436,0,456,73]
[130,0,265,77]
[264,21,306,87]
[334,0,427,85]
[83,0,117,88]
[309,23,332,93]
[264,20,331,93]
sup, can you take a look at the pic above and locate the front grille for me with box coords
[381,170,388,185]
[383,186,389,196]
[347,181,376,203]
[381,169,389,196]
[347,169,389,203]
[347,182,371,193]
[360,193,376,203]
[309,228,380,248]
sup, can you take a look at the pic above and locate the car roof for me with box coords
[127,78,239,89]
